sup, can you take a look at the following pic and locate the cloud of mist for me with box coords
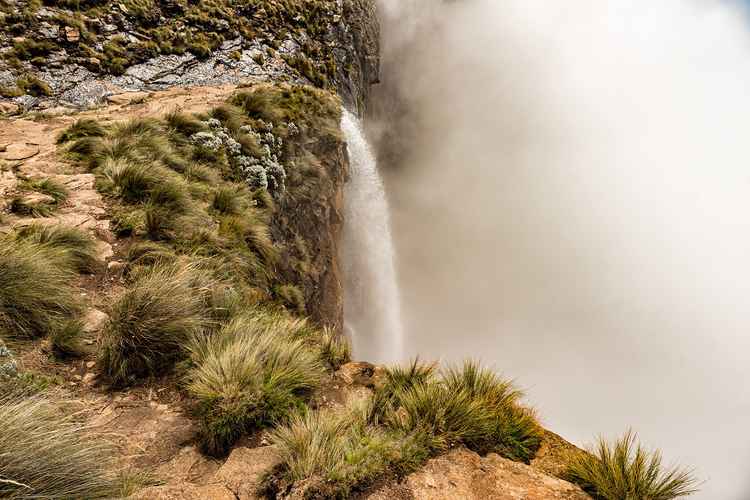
[370,1,750,498]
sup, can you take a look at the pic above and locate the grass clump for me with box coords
[14,224,99,273]
[211,185,244,215]
[0,393,121,499]
[274,283,305,314]
[15,74,52,97]
[29,178,69,204]
[269,400,398,498]
[377,361,542,462]
[10,178,68,218]
[442,361,543,460]
[99,263,214,386]
[0,237,81,340]
[269,360,543,496]
[566,430,699,500]
[56,118,107,144]
[319,328,350,370]
[49,318,86,358]
[187,312,325,456]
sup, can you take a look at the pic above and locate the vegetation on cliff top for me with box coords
[265,359,544,498]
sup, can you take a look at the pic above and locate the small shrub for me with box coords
[15,224,99,273]
[0,238,81,339]
[187,313,325,456]
[99,263,213,386]
[0,393,121,498]
[566,430,699,500]
[57,118,107,144]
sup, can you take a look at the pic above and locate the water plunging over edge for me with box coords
[340,109,404,364]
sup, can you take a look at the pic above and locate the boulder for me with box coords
[82,308,109,334]
[214,446,280,499]
[132,483,235,500]
[367,448,591,500]
[0,143,40,161]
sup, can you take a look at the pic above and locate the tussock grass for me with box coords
[566,430,699,500]
[269,360,543,496]
[209,104,246,133]
[369,359,437,423]
[383,381,495,452]
[143,204,175,241]
[10,178,68,217]
[0,393,121,499]
[219,214,278,265]
[57,118,107,144]
[9,196,54,217]
[187,313,325,456]
[212,185,243,215]
[99,262,215,386]
[274,283,305,314]
[25,178,69,204]
[373,360,542,462]
[14,224,99,273]
[318,328,350,370]
[165,111,207,136]
[100,158,188,211]
[126,241,177,268]
[443,361,543,461]
[185,163,219,184]
[269,399,397,498]
[0,237,81,339]
[50,318,86,358]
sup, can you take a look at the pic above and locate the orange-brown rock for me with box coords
[366,448,591,500]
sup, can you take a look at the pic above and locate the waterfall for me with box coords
[340,110,403,364]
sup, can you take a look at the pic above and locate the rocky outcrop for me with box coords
[366,448,591,500]
[135,446,280,500]
[336,0,381,114]
[0,0,378,114]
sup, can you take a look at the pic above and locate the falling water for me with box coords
[341,109,403,364]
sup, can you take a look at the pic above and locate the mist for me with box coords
[370,1,750,498]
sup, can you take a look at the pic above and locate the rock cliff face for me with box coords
[0,0,379,115]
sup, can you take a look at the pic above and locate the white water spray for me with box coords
[341,110,403,364]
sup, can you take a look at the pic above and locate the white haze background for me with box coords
[371,1,750,498]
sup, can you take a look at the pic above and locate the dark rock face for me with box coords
[335,0,381,115]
